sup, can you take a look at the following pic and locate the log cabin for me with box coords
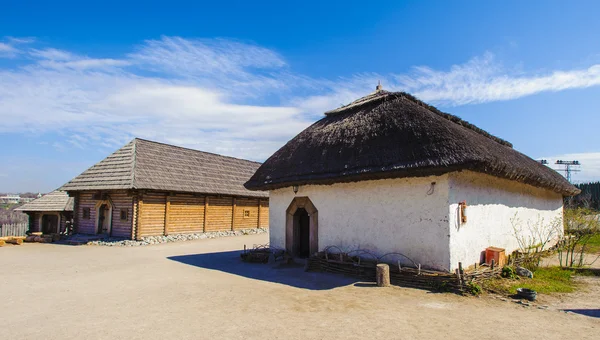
[15,190,74,234]
[245,86,579,272]
[61,138,268,240]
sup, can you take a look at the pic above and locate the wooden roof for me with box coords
[61,138,267,198]
[245,90,579,196]
[15,190,74,212]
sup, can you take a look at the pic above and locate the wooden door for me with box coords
[42,215,58,234]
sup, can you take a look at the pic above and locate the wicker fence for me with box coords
[0,223,28,237]
[305,246,508,294]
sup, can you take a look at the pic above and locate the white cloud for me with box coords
[2,36,600,169]
[0,42,18,57]
[394,52,600,105]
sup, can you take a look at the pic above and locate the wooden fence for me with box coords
[0,223,28,237]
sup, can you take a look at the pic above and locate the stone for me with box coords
[516,266,533,278]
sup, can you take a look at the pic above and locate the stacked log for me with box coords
[0,240,5,247]
[23,234,59,243]
[4,238,23,245]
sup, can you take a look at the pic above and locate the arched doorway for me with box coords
[95,201,112,235]
[293,208,310,258]
[286,197,318,258]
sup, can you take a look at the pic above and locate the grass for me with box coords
[580,234,600,254]
[484,266,577,295]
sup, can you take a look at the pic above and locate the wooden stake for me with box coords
[376,264,390,287]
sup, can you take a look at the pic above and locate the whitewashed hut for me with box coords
[245,88,579,271]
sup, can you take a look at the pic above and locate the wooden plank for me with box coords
[231,198,236,231]
[257,199,262,229]
[203,196,208,233]
[164,196,170,236]
[136,198,143,240]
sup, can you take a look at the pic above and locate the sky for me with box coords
[1,0,600,193]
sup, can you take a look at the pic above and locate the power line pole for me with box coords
[537,159,581,183]
[555,160,581,183]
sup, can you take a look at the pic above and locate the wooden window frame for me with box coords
[120,208,128,221]
[82,207,91,220]
[243,209,251,218]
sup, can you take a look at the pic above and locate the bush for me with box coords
[467,282,482,296]
[501,266,517,279]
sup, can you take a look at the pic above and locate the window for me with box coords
[82,207,91,220]
[243,210,251,218]
[120,208,128,221]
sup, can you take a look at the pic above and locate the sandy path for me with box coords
[1,234,598,340]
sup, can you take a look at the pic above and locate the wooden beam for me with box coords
[257,199,262,228]
[203,196,209,233]
[136,197,143,241]
[231,197,237,231]
[164,196,171,236]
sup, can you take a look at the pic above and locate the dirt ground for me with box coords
[1,234,598,340]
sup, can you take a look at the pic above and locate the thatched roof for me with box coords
[245,90,579,196]
[61,138,267,198]
[15,190,74,212]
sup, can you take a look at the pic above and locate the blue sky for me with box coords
[2,1,600,192]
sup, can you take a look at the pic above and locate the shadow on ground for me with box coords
[168,250,360,290]
[562,309,600,318]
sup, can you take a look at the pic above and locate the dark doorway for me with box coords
[41,214,58,234]
[98,204,109,234]
[293,208,310,258]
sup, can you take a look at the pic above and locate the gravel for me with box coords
[86,228,268,246]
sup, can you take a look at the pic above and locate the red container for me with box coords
[485,247,506,267]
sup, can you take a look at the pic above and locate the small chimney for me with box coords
[375,81,383,92]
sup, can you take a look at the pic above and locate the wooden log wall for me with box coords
[77,192,97,235]
[30,212,41,233]
[136,192,269,238]
[75,191,134,237]
[205,196,234,232]
[110,193,134,238]
[259,199,269,228]
[167,195,205,234]
[137,192,167,237]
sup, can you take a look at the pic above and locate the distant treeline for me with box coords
[0,203,28,225]
[567,182,600,211]
[0,192,39,198]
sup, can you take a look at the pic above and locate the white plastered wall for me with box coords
[269,175,452,271]
[448,170,564,270]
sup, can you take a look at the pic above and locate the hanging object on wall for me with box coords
[459,201,468,224]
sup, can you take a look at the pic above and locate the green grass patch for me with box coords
[580,234,600,254]
[483,266,577,295]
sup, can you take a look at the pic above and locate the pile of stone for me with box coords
[88,228,268,247]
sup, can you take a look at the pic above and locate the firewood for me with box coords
[5,238,23,245]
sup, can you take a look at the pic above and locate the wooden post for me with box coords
[164,196,170,236]
[376,264,390,287]
[136,198,143,241]
[203,197,209,233]
[257,199,262,228]
[458,262,464,288]
[231,198,237,231]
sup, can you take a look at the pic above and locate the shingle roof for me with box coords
[245,90,579,196]
[15,190,74,212]
[61,138,267,198]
